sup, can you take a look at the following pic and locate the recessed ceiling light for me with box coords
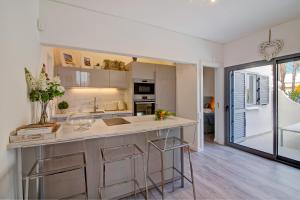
[211,0,216,3]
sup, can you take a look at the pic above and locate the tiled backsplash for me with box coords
[56,88,129,113]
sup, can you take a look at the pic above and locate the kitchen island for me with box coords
[8,115,196,199]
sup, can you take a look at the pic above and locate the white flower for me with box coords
[25,68,35,92]
[36,73,48,91]
[58,86,65,93]
[53,76,61,85]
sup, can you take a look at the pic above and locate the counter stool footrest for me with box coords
[99,178,147,199]
[147,166,193,195]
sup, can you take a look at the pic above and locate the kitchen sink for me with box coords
[103,118,130,126]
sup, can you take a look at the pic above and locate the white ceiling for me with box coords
[55,0,300,43]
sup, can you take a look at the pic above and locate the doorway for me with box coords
[203,67,216,143]
[225,53,300,168]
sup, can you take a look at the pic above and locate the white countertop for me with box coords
[7,116,196,149]
[52,110,133,119]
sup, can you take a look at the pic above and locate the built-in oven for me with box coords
[134,79,155,95]
[133,94,156,116]
[134,100,155,116]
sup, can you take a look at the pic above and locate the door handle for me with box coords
[225,105,229,112]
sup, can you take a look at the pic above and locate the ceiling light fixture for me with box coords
[211,0,216,3]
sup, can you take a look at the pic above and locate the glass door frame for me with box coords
[275,54,300,167]
[224,53,300,168]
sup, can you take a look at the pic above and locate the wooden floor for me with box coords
[127,137,300,200]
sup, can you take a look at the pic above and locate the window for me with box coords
[245,73,269,106]
[246,73,258,106]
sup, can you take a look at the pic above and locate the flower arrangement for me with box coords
[25,66,65,124]
[154,109,175,120]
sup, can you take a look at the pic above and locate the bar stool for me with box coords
[147,129,196,200]
[99,144,148,199]
[24,152,88,200]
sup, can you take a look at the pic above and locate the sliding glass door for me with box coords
[227,64,274,155]
[277,57,300,163]
[225,53,300,167]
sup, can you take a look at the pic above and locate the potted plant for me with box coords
[58,101,69,114]
[25,66,65,124]
[155,109,175,120]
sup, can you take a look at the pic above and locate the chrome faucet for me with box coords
[93,97,99,112]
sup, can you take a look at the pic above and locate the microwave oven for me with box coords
[133,79,155,95]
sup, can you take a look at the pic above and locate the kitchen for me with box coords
[47,47,177,120]
[8,46,199,199]
[3,1,300,200]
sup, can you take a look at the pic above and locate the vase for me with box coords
[39,101,49,124]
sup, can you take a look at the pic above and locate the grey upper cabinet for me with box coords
[79,68,91,87]
[56,67,81,88]
[155,65,176,112]
[109,70,128,89]
[56,66,127,89]
[130,62,156,80]
[90,69,110,88]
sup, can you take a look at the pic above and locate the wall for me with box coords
[224,18,300,67]
[278,90,300,128]
[39,0,223,66]
[0,0,40,198]
[216,17,300,144]
[52,47,175,67]
[39,0,224,150]
[214,67,224,143]
[203,67,215,97]
[176,64,200,151]
[57,88,127,113]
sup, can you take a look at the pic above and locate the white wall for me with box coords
[52,47,175,67]
[216,17,300,144]
[39,0,224,150]
[57,88,127,113]
[278,90,300,128]
[39,0,223,66]
[176,64,200,151]
[224,18,300,67]
[203,67,215,97]
[214,67,224,144]
[0,0,40,198]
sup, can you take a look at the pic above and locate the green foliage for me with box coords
[289,90,300,102]
[58,101,69,110]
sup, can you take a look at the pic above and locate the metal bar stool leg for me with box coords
[133,157,137,198]
[142,154,148,200]
[24,176,29,200]
[172,139,175,192]
[146,143,151,179]
[83,154,88,199]
[187,146,196,200]
[160,151,165,200]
